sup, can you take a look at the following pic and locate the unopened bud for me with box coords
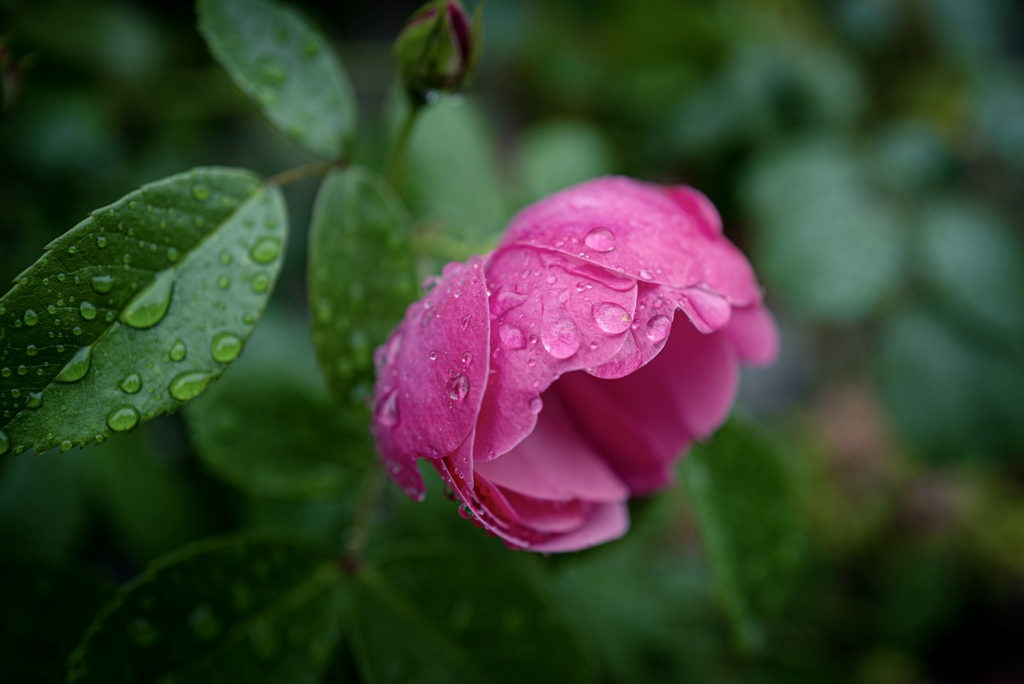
[393,0,481,106]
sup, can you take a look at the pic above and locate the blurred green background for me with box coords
[2,0,1024,682]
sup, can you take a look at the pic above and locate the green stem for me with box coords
[263,160,332,187]
[386,101,424,188]
[339,465,386,574]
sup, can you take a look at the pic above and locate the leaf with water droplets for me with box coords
[197,0,356,160]
[0,167,287,457]
[67,535,345,683]
[308,166,417,418]
[680,416,805,653]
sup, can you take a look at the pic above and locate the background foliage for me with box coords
[1,0,1024,681]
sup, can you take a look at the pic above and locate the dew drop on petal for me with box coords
[583,227,616,252]
[499,323,526,349]
[646,315,672,342]
[592,302,631,334]
[541,315,580,359]
[377,390,399,427]
[447,374,470,401]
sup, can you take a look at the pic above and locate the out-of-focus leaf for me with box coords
[67,536,344,683]
[516,120,613,204]
[197,0,357,160]
[309,166,417,415]
[876,308,1024,460]
[742,138,906,322]
[918,198,1024,345]
[869,121,953,193]
[78,428,211,563]
[0,168,287,457]
[0,552,114,684]
[403,96,507,245]
[920,0,1007,71]
[681,417,805,651]
[353,545,594,684]
[972,71,1024,172]
[0,454,87,553]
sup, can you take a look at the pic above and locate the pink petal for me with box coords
[551,316,739,494]
[473,246,637,461]
[372,257,490,498]
[527,502,630,553]
[500,176,761,307]
[474,394,630,503]
[725,304,779,365]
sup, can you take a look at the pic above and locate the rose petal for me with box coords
[500,176,761,306]
[552,316,739,494]
[725,304,779,365]
[527,502,629,553]
[475,394,630,503]
[372,257,490,497]
[473,246,637,461]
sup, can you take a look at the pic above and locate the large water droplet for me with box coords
[56,347,92,383]
[541,315,580,359]
[169,339,187,362]
[25,344,38,357]
[584,227,616,252]
[119,373,142,394]
[191,183,211,201]
[639,268,654,280]
[128,617,160,647]
[91,274,115,294]
[249,237,281,264]
[646,315,672,342]
[107,405,140,432]
[23,310,38,326]
[121,270,174,329]
[499,323,526,349]
[189,604,221,641]
[169,371,212,401]
[529,397,543,414]
[25,392,43,409]
[447,374,470,401]
[376,391,399,428]
[592,302,631,334]
[79,301,97,321]
[211,332,242,363]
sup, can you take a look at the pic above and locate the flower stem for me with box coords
[339,465,386,575]
[385,101,424,188]
[263,160,333,188]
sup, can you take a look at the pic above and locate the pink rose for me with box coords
[372,177,778,552]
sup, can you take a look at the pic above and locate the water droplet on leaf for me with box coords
[249,237,281,264]
[91,274,115,294]
[169,371,212,401]
[211,332,242,363]
[107,405,140,432]
[121,270,174,329]
[169,339,187,362]
[119,373,142,394]
[56,346,92,383]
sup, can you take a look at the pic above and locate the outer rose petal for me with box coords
[724,304,779,365]
[372,257,490,499]
[500,176,761,308]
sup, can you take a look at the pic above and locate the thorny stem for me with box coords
[263,160,333,187]
[339,465,386,575]
[385,101,425,188]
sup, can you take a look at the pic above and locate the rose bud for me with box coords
[393,0,480,104]
[372,177,778,552]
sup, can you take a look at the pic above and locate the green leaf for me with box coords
[681,417,805,652]
[67,536,345,683]
[186,309,371,497]
[403,96,507,246]
[516,120,614,205]
[0,552,115,684]
[353,546,594,684]
[197,0,357,160]
[741,138,906,322]
[0,167,287,457]
[309,166,418,415]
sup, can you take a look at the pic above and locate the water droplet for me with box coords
[541,315,580,359]
[592,302,631,334]
[211,332,242,363]
[219,250,233,266]
[189,604,221,641]
[67,245,78,255]
[0,431,7,455]
[250,237,281,264]
[639,268,654,280]
[447,374,470,401]
[377,391,399,427]
[107,405,140,432]
[500,323,526,349]
[60,440,73,453]
[167,247,180,263]
[79,301,98,321]
[121,270,174,329]
[128,616,160,646]
[646,315,672,342]
[251,272,270,293]
[191,183,211,201]
[91,274,115,294]
[25,344,38,357]
[23,310,38,326]
[169,371,213,401]
[584,227,616,252]
[217,275,230,290]
[119,373,142,394]
[96,236,108,249]
[169,339,187,362]
[1,368,9,378]
[17,365,27,376]
[529,397,543,414]
[56,347,92,382]
[25,392,43,409]
[429,351,438,361]
[462,352,473,365]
